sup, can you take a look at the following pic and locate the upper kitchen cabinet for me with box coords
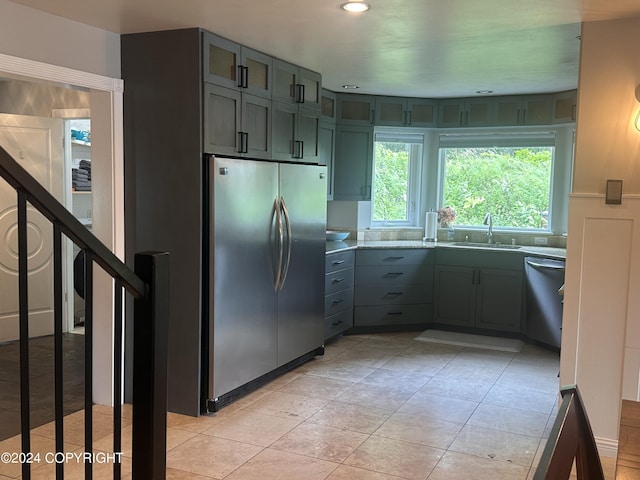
[438,94,560,127]
[520,95,554,125]
[202,32,272,99]
[319,121,336,198]
[552,90,577,123]
[375,96,437,127]
[321,89,337,124]
[271,101,320,162]
[336,94,376,126]
[204,83,271,159]
[333,125,373,200]
[273,59,322,110]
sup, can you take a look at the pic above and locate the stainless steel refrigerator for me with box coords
[205,155,327,411]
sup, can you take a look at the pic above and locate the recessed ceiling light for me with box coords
[476,90,494,95]
[340,2,371,13]
[342,84,360,89]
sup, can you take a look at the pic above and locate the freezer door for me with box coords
[209,156,279,399]
[277,163,327,366]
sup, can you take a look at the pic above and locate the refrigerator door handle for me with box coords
[274,196,284,291]
[278,196,292,291]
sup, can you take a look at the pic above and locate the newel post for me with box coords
[133,252,169,479]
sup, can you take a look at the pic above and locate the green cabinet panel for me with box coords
[375,96,437,127]
[434,266,476,328]
[324,250,355,340]
[204,83,271,158]
[353,248,434,330]
[319,121,335,198]
[435,249,524,333]
[522,95,554,125]
[333,125,373,200]
[272,102,320,162]
[321,89,337,123]
[552,90,577,123]
[273,59,322,110]
[202,31,272,99]
[476,269,523,332]
[337,94,375,125]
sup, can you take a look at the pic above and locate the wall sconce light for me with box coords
[635,85,640,131]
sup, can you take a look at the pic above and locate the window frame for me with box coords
[366,125,574,235]
[437,131,557,232]
[371,129,424,227]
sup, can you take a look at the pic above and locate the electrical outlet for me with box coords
[533,236,548,246]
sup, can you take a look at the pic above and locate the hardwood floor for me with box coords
[0,333,84,441]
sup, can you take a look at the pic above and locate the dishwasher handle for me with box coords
[526,259,565,270]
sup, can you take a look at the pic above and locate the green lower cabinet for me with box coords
[434,265,523,333]
[353,248,434,330]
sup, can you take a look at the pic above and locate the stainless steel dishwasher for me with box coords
[524,257,565,350]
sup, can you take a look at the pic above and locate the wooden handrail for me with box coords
[533,385,604,480]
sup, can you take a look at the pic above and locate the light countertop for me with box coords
[326,239,566,260]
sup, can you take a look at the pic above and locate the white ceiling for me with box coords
[8,0,640,98]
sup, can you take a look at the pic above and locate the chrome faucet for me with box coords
[483,213,493,244]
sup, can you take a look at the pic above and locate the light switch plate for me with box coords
[606,179,623,205]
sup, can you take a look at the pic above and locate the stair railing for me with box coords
[0,145,168,480]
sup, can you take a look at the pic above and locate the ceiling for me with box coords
[8,0,640,98]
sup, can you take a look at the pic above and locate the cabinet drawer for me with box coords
[354,304,432,327]
[356,248,433,266]
[355,264,433,286]
[325,309,353,339]
[325,288,354,316]
[325,250,355,273]
[355,284,431,305]
[325,268,355,295]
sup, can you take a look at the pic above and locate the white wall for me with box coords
[0,0,124,406]
[560,15,640,456]
[0,0,121,78]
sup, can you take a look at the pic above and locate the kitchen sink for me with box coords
[453,242,522,249]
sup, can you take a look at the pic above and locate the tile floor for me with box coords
[0,332,617,479]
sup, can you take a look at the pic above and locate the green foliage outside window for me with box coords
[373,142,410,222]
[442,147,552,228]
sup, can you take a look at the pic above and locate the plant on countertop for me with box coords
[438,206,456,227]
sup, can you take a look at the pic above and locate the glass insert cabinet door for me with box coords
[203,32,272,98]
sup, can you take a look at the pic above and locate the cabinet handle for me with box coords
[242,132,249,153]
[332,319,344,326]
[572,104,576,121]
[385,256,404,261]
[237,132,245,153]
[384,272,404,277]
[522,109,527,124]
[387,312,403,316]
[332,298,345,304]
[386,292,403,296]
[243,66,249,88]
[295,84,305,103]
[459,111,463,126]
[332,277,345,283]
[293,140,304,159]
[407,110,412,125]
[369,109,374,124]
[332,260,345,265]
[237,65,244,88]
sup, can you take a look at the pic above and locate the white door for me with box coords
[0,114,64,342]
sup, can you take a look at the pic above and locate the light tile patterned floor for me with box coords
[0,332,617,479]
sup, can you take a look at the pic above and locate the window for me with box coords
[372,131,423,225]
[439,133,555,230]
